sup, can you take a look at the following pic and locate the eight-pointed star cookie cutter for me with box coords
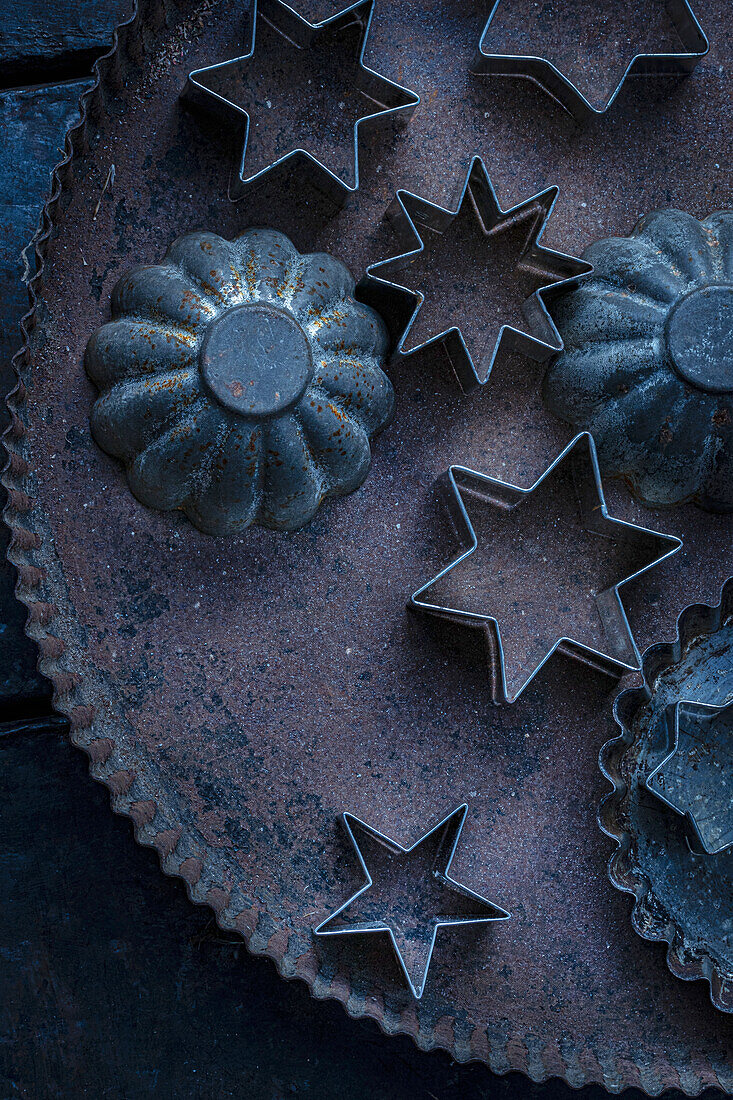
[473,0,709,123]
[646,699,733,856]
[357,156,592,394]
[410,433,682,705]
[314,804,509,999]
[182,0,419,204]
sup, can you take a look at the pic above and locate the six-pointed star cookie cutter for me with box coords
[473,0,709,123]
[646,699,733,855]
[314,804,509,999]
[183,0,419,204]
[410,433,682,705]
[357,157,591,394]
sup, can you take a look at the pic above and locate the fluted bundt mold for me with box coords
[86,228,394,535]
[544,209,733,512]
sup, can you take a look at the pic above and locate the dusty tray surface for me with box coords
[7,0,733,1092]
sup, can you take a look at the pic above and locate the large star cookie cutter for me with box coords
[410,432,682,705]
[183,0,419,203]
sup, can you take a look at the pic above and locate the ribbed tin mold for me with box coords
[543,208,733,513]
[86,228,394,534]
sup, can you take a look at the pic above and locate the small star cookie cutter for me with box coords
[473,0,709,123]
[646,699,733,855]
[315,804,509,999]
[410,432,682,705]
[357,157,591,394]
[183,0,419,204]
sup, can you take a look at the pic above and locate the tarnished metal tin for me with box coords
[543,209,733,512]
[600,580,733,1011]
[86,228,394,534]
[5,0,733,1092]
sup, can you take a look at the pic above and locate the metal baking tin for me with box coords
[410,432,682,705]
[183,0,419,203]
[542,207,733,513]
[358,156,591,394]
[600,579,733,1012]
[85,227,395,535]
[315,804,509,999]
[474,0,709,123]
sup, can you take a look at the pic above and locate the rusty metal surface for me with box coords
[4,0,733,1092]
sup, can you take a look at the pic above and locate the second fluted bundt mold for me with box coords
[544,209,733,512]
[86,228,394,535]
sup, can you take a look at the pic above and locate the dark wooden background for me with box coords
[0,2,725,1095]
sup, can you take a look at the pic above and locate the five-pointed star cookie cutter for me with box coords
[473,0,709,123]
[357,157,591,394]
[315,804,509,999]
[183,0,419,204]
[410,433,682,705]
[646,699,733,855]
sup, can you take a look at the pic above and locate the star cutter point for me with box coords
[473,0,709,123]
[314,804,509,999]
[410,432,682,705]
[183,0,419,203]
[646,699,733,856]
[358,157,591,394]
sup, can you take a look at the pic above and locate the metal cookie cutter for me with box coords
[473,0,709,123]
[315,804,509,999]
[410,432,682,705]
[183,0,419,204]
[357,156,591,394]
[646,700,733,855]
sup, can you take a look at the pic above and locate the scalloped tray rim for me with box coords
[3,1,732,1093]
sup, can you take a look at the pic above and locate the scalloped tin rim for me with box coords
[599,577,733,1014]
